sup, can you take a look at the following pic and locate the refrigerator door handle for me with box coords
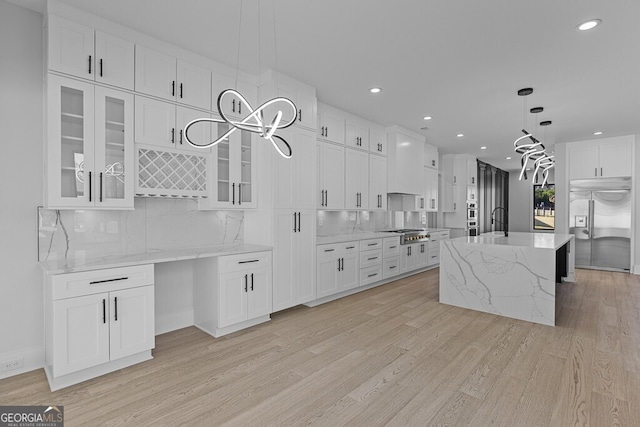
[588,199,595,238]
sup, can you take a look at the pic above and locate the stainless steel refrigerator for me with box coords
[569,178,631,271]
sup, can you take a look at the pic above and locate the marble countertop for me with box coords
[317,229,450,245]
[449,231,573,250]
[40,243,273,275]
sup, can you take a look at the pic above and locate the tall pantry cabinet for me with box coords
[244,75,318,312]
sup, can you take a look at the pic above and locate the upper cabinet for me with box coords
[369,124,387,156]
[345,116,370,151]
[259,72,317,131]
[212,74,258,120]
[568,137,633,180]
[345,148,369,209]
[386,127,425,195]
[135,45,211,110]
[424,143,438,170]
[46,74,134,209]
[48,15,134,90]
[317,141,345,210]
[369,155,388,210]
[317,103,345,144]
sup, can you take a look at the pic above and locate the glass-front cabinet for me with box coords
[199,120,256,209]
[47,74,134,209]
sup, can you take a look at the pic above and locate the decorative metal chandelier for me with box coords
[184,0,297,159]
[513,88,554,187]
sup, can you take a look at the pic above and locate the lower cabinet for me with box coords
[316,242,359,298]
[194,251,272,337]
[359,238,383,286]
[400,242,428,273]
[45,265,155,390]
[427,230,450,266]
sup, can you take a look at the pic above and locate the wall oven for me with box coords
[467,201,478,221]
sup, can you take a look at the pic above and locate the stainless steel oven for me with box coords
[467,220,479,236]
[467,201,478,221]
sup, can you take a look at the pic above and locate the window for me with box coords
[533,184,555,230]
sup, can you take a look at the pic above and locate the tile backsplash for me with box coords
[316,210,432,236]
[39,198,244,262]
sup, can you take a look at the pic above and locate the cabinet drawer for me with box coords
[51,264,154,300]
[383,237,400,257]
[218,251,272,274]
[361,238,382,251]
[360,249,382,268]
[428,231,449,241]
[343,241,360,253]
[428,244,440,265]
[360,265,382,286]
[383,257,400,279]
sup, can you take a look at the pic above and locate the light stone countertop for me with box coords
[449,231,573,250]
[317,229,450,245]
[39,244,273,275]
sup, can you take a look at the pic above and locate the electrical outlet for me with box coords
[318,216,324,226]
[2,357,23,372]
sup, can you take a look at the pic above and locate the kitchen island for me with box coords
[439,232,575,326]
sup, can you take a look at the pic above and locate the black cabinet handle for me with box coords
[180,83,183,98]
[88,171,92,202]
[99,58,103,77]
[114,296,118,321]
[368,243,377,247]
[232,183,235,204]
[297,212,301,232]
[298,109,302,122]
[293,212,297,232]
[325,190,328,206]
[244,274,248,292]
[600,167,603,176]
[179,129,183,144]
[239,100,241,114]
[88,55,92,74]
[171,128,175,144]
[99,172,103,202]
[321,190,325,207]
[326,127,328,138]
[90,277,128,285]
[238,183,242,205]
[390,246,397,249]
[251,273,254,291]
[341,258,344,271]
[232,99,236,113]
[368,273,378,278]
[346,246,355,249]
[390,266,397,269]
[325,248,335,252]
[172,81,175,97]
[337,259,341,271]
[368,257,378,261]
[238,259,259,264]
[102,298,106,324]
[594,167,597,177]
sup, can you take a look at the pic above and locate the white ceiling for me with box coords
[22,0,640,171]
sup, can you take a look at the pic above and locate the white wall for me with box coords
[508,169,555,233]
[0,0,44,377]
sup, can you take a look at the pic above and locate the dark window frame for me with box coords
[533,184,555,231]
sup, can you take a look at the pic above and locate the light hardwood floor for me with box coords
[2,268,639,426]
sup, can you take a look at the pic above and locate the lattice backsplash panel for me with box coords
[137,147,208,197]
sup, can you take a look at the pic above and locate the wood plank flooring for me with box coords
[1,268,639,426]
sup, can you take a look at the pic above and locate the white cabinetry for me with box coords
[387,127,425,195]
[316,242,359,298]
[318,142,345,209]
[194,252,272,337]
[273,128,317,210]
[442,154,477,229]
[47,15,134,90]
[359,239,383,286]
[135,45,211,110]
[199,123,256,209]
[259,72,317,131]
[46,74,134,209]
[345,148,369,209]
[400,242,428,273]
[427,230,450,266]
[568,137,633,179]
[425,167,439,212]
[317,103,345,144]
[346,117,370,150]
[382,237,400,279]
[45,265,155,390]
[370,124,387,155]
[212,74,258,119]
[369,155,388,210]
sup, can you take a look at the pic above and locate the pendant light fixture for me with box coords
[184,0,297,158]
[513,88,554,187]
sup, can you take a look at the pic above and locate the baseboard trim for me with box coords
[0,346,45,379]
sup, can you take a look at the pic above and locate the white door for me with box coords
[52,293,110,377]
[46,74,96,208]
[274,128,316,210]
[369,155,387,210]
[569,143,599,179]
[273,211,296,311]
[345,119,369,150]
[176,107,211,153]
[177,60,211,110]
[599,141,632,178]
[296,91,317,130]
[218,271,248,328]
[339,251,360,291]
[318,107,345,144]
[247,268,272,319]
[316,247,340,298]
[48,15,94,80]
[94,86,134,208]
[369,125,387,155]
[134,96,176,149]
[109,286,155,360]
[425,167,438,212]
[296,211,317,304]
[319,142,345,209]
[94,31,134,90]
[135,45,176,101]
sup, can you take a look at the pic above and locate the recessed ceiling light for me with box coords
[577,19,601,31]
[506,156,512,160]
[369,87,382,94]
[480,146,487,150]
[593,131,603,135]
[423,116,432,120]
[457,134,464,138]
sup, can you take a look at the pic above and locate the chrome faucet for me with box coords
[491,206,509,237]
